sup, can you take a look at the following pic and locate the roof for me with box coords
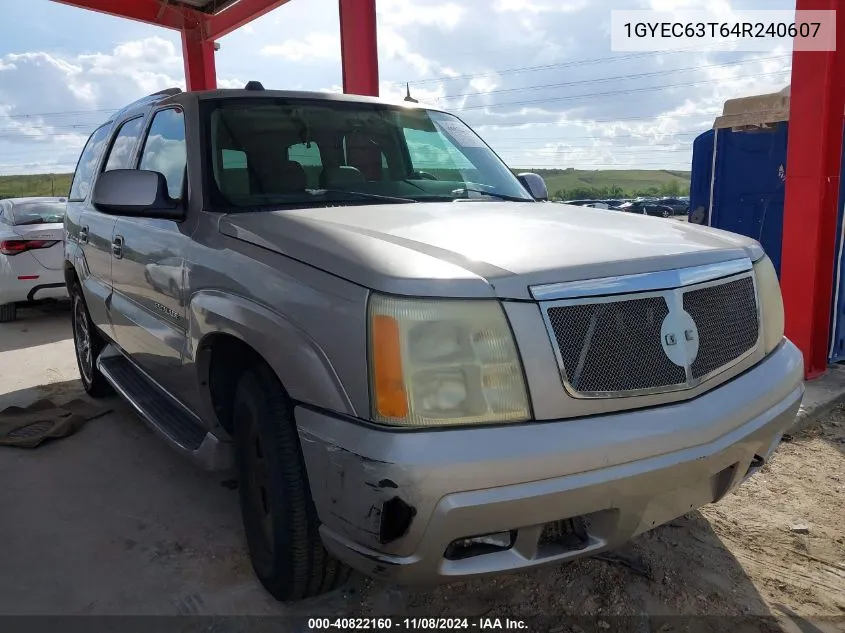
[107,86,446,122]
[713,85,790,130]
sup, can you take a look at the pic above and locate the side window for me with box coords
[68,124,111,201]
[287,142,322,188]
[103,117,145,172]
[139,109,187,200]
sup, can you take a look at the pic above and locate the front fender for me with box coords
[188,290,356,418]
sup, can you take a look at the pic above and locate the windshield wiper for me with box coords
[452,188,532,202]
[313,189,417,204]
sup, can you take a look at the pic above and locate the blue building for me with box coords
[689,86,845,362]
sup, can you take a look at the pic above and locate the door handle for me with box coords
[112,235,124,259]
[79,225,89,243]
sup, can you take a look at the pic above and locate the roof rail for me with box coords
[150,87,183,98]
[112,87,182,119]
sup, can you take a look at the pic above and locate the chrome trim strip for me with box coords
[539,269,762,399]
[530,257,753,301]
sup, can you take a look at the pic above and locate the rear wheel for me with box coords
[661,208,670,218]
[233,363,350,601]
[70,283,113,398]
[0,303,17,323]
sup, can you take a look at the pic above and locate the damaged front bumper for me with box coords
[295,339,804,585]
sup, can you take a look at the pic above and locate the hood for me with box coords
[219,202,762,300]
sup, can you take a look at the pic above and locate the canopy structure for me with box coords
[43,0,845,380]
[782,0,845,378]
[50,0,379,95]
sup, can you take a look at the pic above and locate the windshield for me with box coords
[11,201,66,225]
[204,98,534,210]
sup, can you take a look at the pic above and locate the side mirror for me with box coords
[517,172,548,201]
[92,169,184,220]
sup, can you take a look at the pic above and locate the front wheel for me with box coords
[70,283,113,398]
[661,208,670,218]
[233,364,350,601]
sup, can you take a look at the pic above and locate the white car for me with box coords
[0,197,69,322]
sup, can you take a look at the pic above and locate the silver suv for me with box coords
[63,85,804,602]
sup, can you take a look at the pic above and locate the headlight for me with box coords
[753,254,785,354]
[368,294,530,427]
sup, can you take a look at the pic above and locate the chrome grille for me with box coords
[546,297,686,393]
[684,276,759,380]
[539,267,761,398]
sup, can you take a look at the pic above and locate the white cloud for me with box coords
[0,0,798,175]
[261,32,340,61]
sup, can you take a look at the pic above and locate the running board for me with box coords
[97,346,232,470]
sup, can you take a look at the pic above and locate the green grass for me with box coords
[511,168,691,200]
[0,173,73,200]
[0,168,690,201]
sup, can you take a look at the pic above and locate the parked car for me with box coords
[616,201,676,218]
[0,197,69,322]
[64,85,803,603]
[561,200,609,209]
[658,197,691,215]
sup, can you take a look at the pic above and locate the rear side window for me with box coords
[139,109,187,200]
[11,202,66,226]
[103,117,145,172]
[68,125,111,201]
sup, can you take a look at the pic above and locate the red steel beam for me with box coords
[339,0,379,96]
[781,0,845,379]
[205,0,292,40]
[182,28,218,91]
[49,0,199,30]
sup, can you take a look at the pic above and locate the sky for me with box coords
[0,0,794,176]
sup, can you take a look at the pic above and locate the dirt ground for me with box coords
[1,304,843,629]
[348,407,845,629]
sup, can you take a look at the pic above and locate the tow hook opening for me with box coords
[444,531,517,561]
[743,454,766,480]
[379,496,416,544]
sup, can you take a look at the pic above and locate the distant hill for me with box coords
[0,168,690,201]
[512,168,691,200]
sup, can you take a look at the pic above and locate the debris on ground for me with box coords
[0,398,111,448]
[789,524,810,534]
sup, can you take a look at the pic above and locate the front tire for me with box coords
[233,364,350,601]
[0,303,17,323]
[70,283,113,398]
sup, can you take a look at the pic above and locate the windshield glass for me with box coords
[204,98,534,209]
[12,201,66,225]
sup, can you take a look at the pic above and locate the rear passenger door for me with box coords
[109,107,191,394]
[66,123,114,334]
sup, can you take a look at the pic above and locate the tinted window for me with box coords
[139,109,187,199]
[207,100,532,208]
[11,201,66,225]
[103,117,145,172]
[69,125,111,201]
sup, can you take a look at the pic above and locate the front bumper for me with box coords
[295,339,804,584]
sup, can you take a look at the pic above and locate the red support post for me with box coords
[181,26,217,91]
[781,0,845,379]
[338,0,379,96]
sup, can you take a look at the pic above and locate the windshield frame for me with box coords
[199,96,534,212]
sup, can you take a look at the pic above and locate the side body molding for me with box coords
[188,290,357,421]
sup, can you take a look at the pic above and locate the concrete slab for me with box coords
[0,306,359,616]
